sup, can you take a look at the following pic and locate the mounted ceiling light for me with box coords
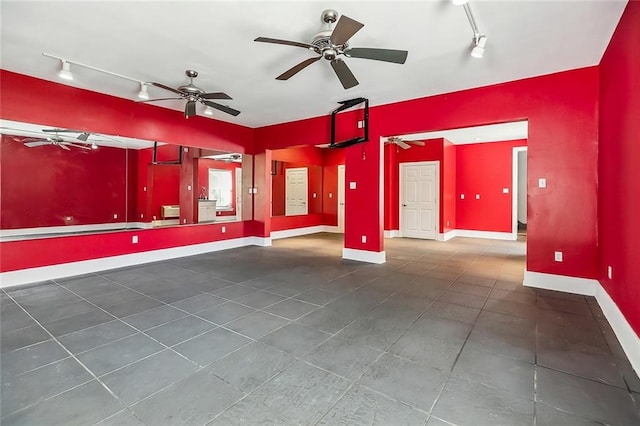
[58,60,74,80]
[453,1,488,58]
[203,106,214,116]
[137,83,149,100]
[91,142,98,149]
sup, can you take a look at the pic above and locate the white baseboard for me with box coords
[454,229,516,241]
[0,222,132,239]
[384,230,400,238]
[271,225,342,240]
[342,248,386,264]
[523,270,597,295]
[437,230,457,241]
[0,236,264,288]
[595,284,640,376]
[523,270,639,377]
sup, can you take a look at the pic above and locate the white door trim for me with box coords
[399,161,440,239]
[337,164,345,233]
[512,147,527,238]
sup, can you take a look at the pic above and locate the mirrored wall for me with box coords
[0,120,253,241]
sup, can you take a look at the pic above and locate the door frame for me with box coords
[512,147,528,238]
[399,161,440,239]
[337,164,345,233]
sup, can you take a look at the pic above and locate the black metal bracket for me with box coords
[152,141,183,165]
[329,97,369,149]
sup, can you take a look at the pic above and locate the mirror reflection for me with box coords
[0,120,252,241]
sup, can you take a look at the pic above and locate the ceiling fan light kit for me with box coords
[255,9,408,89]
[58,60,74,81]
[137,83,150,100]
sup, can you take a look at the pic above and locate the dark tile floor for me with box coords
[1,233,639,425]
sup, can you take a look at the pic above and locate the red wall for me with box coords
[323,149,345,226]
[1,135,134,228]
[456,140,527,232]
[442,139,456,233]
[598,1,640,336]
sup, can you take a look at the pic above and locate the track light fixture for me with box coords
[58,60,74,81]
[91,142,98,150]
[453,1,488,58]
[137,83,149,100]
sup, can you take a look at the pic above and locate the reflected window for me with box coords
[208,169,232,209]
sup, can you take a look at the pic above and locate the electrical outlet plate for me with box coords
[349,182,356,189]
[554,251,563,262]
[361,235,367,243]
[607,266,613,279]
[539,178,547,188]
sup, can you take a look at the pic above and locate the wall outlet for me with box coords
[503,188,509,194]
[357,120,364,128]
[361,235,367,243]
[143,186,147,192]
[538,178,547,188]
[140,214,144,219]
[183,219,187,224]
[113,213,118,219]
[554,251,563,262]
[222,226,226,234]
[313,192,317,198]
[460,194,465,199]
[187,185,191,191]
[329,193,333,198]
[349,182,357,189]
[132,235,138,244]
[447,220,450,227]
[607,266,613,280]
[475,194,480,200]
[183,147,189,152]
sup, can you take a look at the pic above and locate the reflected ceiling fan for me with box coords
[385,136,425,150]
[255,9,408,89]
[14,128,93,151]
[144,70,240,118]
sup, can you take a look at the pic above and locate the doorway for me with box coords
[337,165,345,233]
[399,161,439,239]
[513,147,528,237]
[285,167,308,216]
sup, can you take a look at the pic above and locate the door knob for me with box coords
[402,204,407,207]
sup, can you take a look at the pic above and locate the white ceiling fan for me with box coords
[385,136,425,150]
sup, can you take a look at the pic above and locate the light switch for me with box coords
[475,194,480,200]
[132,235,138,244]
[460,194,465,199]
[503,188,509,194]
[183,147,189,152]
[222,226,226,234]
[313,193,317,198]
[361,235,367,243]
[349,182,357,189]
[538,178,547,188]
[329,193,333,198]
[554,251,563,262]
[113,213,118,219]
[187,185,192,191]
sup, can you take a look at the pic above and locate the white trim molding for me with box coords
[437,230,457,241]
[455,229,516,241]
[384,230,400,238]
[523,270,597,295]
[1,236,266,288]
[0,222,144,240]
[512,146,528,240]
[342,248,386,264]
[270,226,338,240]
[524,270,640,375]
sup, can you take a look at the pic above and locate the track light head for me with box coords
[471,35,487,58]
[58,60,74,80]
[91,142,98,150]
[137,83,149,100]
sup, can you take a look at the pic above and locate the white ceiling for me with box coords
[395,119,528,145]
[0,1,627,129]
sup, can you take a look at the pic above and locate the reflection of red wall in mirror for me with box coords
[0,134,135,228]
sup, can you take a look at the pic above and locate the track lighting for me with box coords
[137,83,149,100]
[204,106,214,116]
[452,0,469,5]
[58,60,74,81]
[471,35,487,58]
[91,142,98,150]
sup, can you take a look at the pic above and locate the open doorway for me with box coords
[513,147,528,238]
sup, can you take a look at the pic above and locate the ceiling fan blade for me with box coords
[24,141,50,147]
[330,15,364,46]
[397,141,411,150]
[200,92,232,100]
[330,60,359,89]
[149,82,183,96]
[138,97,183,103]
[184,101,197,119]
[66,143,92,150]
[42,128,84,134]
[202,100,241,117]
[77,132,90,142]
[58,143,71,151]
[344,47,408,64]
[254,37,316,50]
[276,56,321,80]
[409,141,426,146]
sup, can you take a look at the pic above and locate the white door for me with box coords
[337,165,345,233]
[400,162,439,239]
[235,167,242,221]
[285,167,308,216]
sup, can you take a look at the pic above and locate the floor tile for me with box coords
[297,307,358,334]
[439,290,486,309]
[359,354,449,412]
[468,311,535,363]
[100,349,199,405]
[293,288,341,305]
[24,299,96,324]
[536,366,640,425]
[422,300,480,325]
[1,325,50,354]
[319,385,428,425]
[304,336,383,380]
[260,323,330,356]
[224,311,289,339]
[450,281,492,297]
[130,370,243,425]
[1,357,92,416]
[121,305,187,331]
[101,296,163,318]
[145,315,216,347]
[1,339,69,376]
[58,320,137,354]
[207,342,295,392]
[42,309,114,337]
[1,380,123,426]
[264,298,320,320]
[77,333,164,376]
[94,409,146,426]
[212,284,257,300]
[196,301,254,325]
[337,313,411,351]
[173,328,250,366]
[170,293,226,313]
[535,402,603,426]
[432,376,533,426]
[234,290,285,309]
[389,329,464,372]
[1,302,38,333]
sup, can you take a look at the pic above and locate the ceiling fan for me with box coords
[144,70,240,118]
[13,128,93,151]
[385,136,426,150]
[255,9,408,89]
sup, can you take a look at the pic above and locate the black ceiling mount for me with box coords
[330,97,369,148]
